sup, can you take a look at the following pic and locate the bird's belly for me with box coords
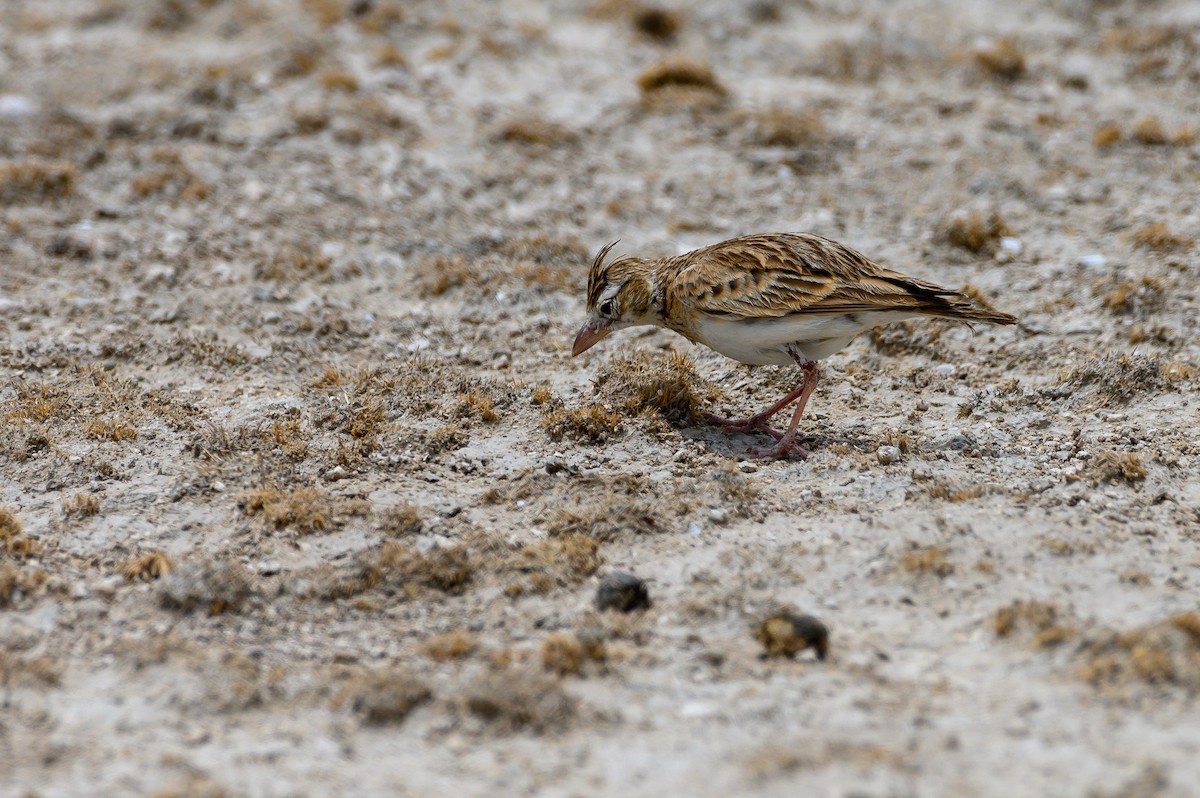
[693,312,912,365]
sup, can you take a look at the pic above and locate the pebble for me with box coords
[876,445,902,465]
[0,94,36,121]
[737,462,757,473]
[325,465,348,481]
[211,481,226,492]
[595,572,651,613]
[933,363,956,377]
[708,508,729,524]
[999,237,1023,254]
[1077,254,1107,269]
[687,521,702,537]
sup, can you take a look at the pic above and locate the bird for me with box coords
[571,232,1018,460]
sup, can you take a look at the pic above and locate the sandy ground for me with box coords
[2,0,1200,795]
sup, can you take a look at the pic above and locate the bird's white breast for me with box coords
[692,312,914,365]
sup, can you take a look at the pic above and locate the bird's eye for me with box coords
[598,298,616,317]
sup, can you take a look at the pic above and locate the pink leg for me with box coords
[749,360,819,460]
[704,348,820,460]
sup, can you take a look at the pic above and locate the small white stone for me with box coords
[325,465,348,481]
[687,522,702,537]
[737,462,758,473]
[0,94,36,120]
[708,508,729,524]
[999,237,1023,254]
[212,481,226,492]
[876,445,902,465]
[933,363,956,377]
[1077,254,1107,269]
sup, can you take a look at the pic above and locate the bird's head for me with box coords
[572,242,657,356]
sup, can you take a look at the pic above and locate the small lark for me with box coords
[572,232,1018,459]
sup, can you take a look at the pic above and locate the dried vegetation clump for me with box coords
[1061,354,1176,406]
[319,542,474,600]
[942,210,1011,253]
[1100,276,1164,316]
[0,159,77,203]
[421,631,479,662]
[159,560,253,615]
[541,631,607,676]
[747,106,826,148]
[501,535,602,596]
[123,551,176,581]
[0,652,63,690]
[462,668,577,733]
[0,507,43,561]
[972,37,1027,80]
[333,669,432,724]
[901,544,954,577]
[1130,222,1193,252]
[592,352,721,423]
[379,503,423,537]
[1088,451,1146,484]
[63,492,102,518]
[240,486,346,534]
[992,600,1074,648]
[1078,614,1200,692]
[542,404,623,443]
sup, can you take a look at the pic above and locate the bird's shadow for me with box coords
[677,419,877,461]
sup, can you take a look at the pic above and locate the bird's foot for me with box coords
[748,437,811,461]
[702,412,783,439]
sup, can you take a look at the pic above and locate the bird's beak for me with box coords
[572,317,614,356]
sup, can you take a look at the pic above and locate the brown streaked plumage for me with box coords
[572,232,1018,460]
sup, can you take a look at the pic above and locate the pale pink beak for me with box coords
[572,318,613,356]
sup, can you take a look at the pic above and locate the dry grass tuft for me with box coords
[0,651,63,690]
[1130,222,1193,252]
[748,106,825,148]
[421,631,479,662]
[86,420,138,442]
[1101,277,1164,316]
[0,159,76,203]
[462,668,576,733]
[159,560,252,614]
[123,551,176,582]
[993,600,1073,648]
[593,352,720,423]
[1093,122,1122,148]
[542,405,623,443]
[541,631,606,676]
[942,210,1011,253]
[1062,354,1174,406]
[379,503,423,537]
[1089,451,1146,484]
[973,37,1026,80]
[0,562,49,608]
[241,486,336,534]
[1078,614,1200,691]
[503,535,602,597]
[901,545,954,577]
[1131,117,1168,145]
[63,492,102,518]
[333,669,432,724]
[0,507,22,541]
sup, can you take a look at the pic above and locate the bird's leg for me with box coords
[749,352,820,461]
[702,347,817,443]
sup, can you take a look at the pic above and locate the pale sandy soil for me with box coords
[2,1,1200,796]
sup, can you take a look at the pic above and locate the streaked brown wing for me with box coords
[670,233,1016,323]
